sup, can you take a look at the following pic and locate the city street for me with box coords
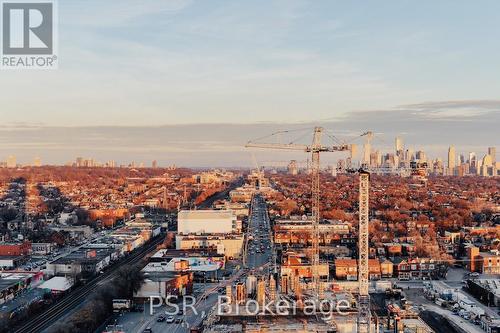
[115,292,220,333]
[245,194,274,273]
[116,193,275,332]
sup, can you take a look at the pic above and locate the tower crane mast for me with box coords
[248,128,374,332]
[357,170,371,333]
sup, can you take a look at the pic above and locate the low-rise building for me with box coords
[31,242,56,255]
[395,258,440,280]
[46,247,116,277]
[0,256,25,269]
[178,210,237,234]
[380,259,394,278]
[0,272,44,305]
[37,276,73,295]
[134,272,194,301]
[468,247,500,274]
[466,279,500,307]
[175,234,244,259]
[0,241,31,256]
[281,252,329,280]
[335,258,381,280]
[49,225,93,240]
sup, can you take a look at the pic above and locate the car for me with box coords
[157,315,166,322]
[166,316,175,323]
[143,328,153,333]
[175,318,183,324]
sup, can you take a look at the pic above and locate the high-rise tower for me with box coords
[448,146,456,175]
[488,147,496,166]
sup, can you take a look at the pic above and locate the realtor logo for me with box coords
[1,0,58,69]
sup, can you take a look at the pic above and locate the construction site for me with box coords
[200,127,436,333]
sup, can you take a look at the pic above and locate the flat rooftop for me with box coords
[51,248,114,265]
[151,248,223,259]
[178,210,234,220]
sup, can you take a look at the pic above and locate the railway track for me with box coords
[13,235,165,333]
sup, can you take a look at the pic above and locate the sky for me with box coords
[0,0,499,166]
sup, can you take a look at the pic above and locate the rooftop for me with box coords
[38,276,73,292]
[50,248,114,265]
[178,210,234,220]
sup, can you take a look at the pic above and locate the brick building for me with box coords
[468,247,500,274]
[335,258,381,280]
[0,241,31,256]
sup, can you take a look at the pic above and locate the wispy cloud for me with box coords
[396,100,500,120]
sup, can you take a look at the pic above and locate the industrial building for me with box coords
[134,271,193,301]
[46,247,116,277]
[175,234,244,259]
[0,271,44,305]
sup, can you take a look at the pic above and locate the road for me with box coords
[245,194,274,273]
[126,263,263,333]
[117,292,220,333]
[121,193,275,332]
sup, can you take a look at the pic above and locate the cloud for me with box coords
[0,100,497,166]
[395,100,500,119]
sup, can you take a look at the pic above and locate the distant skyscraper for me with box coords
[287,160,298,175]
[152,160,158,168]
[459,154,465,166]
[448,146,457,176]
[415,150,426,162]
[488,147,496,165]
[370,151,380,167]
[350,144,358,160]
[480,154,494,177]
[362,142,371,166]
[33,157,41,167]
[447,146,456,168]
[405,149,414,162]
[6,155,16,168]
[448,146,456,174]
[395,137,403,153]
[468,152,477,174]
